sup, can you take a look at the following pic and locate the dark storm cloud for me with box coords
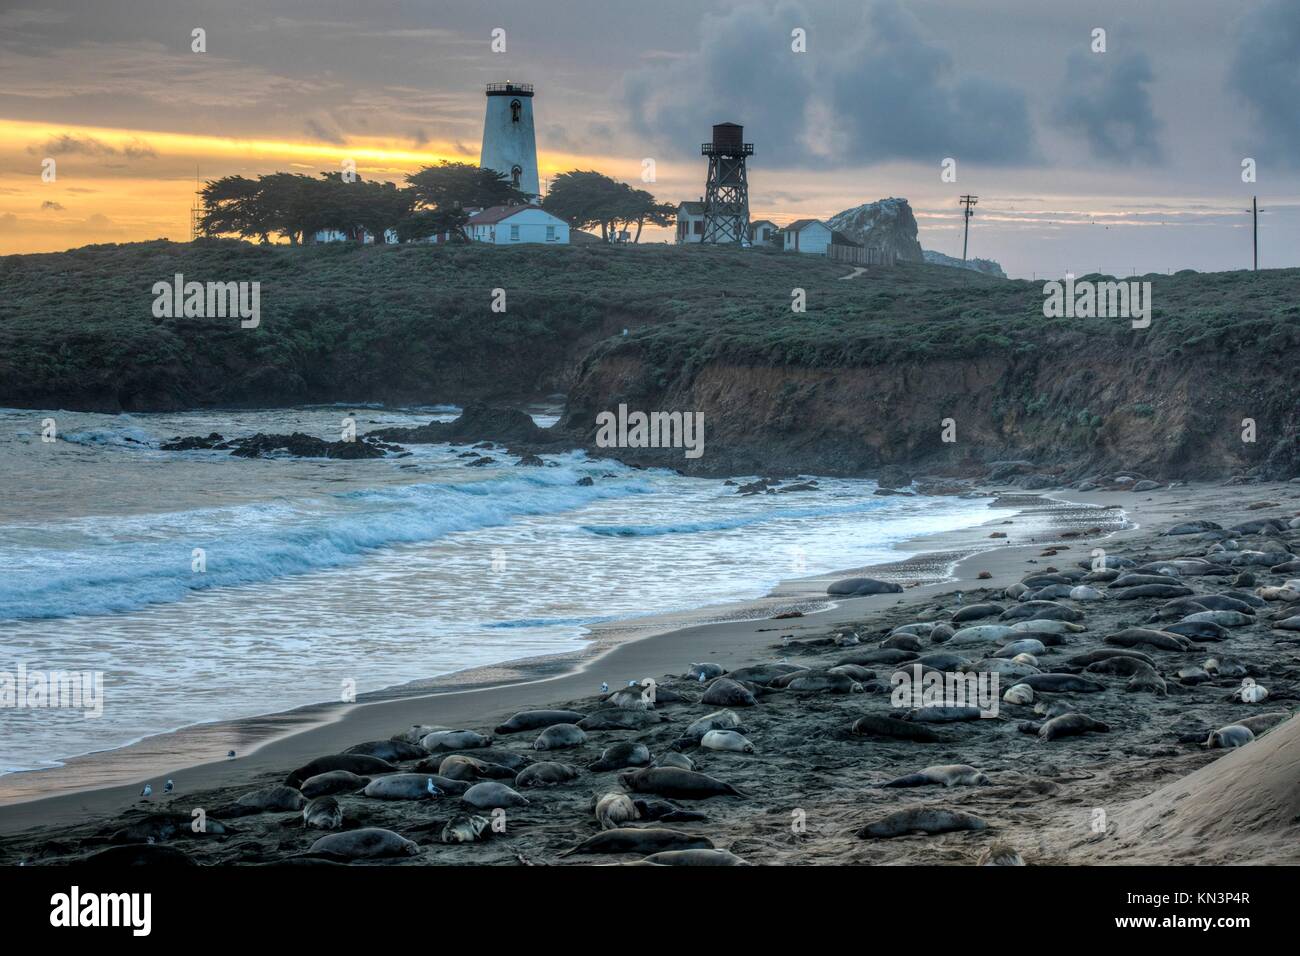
[1052,50,1163,164]
[625,0,1036,168]
[1229,0,1300,167]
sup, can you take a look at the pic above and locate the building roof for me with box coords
[785,218,826,233]
[677,201,706,216]
[750,219,777,228]
[467,204,560,225]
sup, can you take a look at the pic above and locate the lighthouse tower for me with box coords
[480,82,540,201]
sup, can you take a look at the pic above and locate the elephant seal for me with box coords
[563,827,714,857]
[653,752,696,770]
[1163,620,1228,642]
[343,739,427,762]
[633,798,707,824]
[826,576,902,596]
[420,730,493,752]
[594,792,640,830]
[285,754,395,788]
[605,687,654,711]
[437,754,516,781]
[1126,666,1168,696]
[701,730,755,753]
[441,814,490,844]
[1085,655,1154,676]
[1234,712,1291,735]
[857,807,987,839]
[978,842,1025,866]
[394,724,449,744]
[1069,586,1105,601]
[1192,594,1258,614]
[642,849,750,866]
[1000,601,1084,623]
[308,827,419,860]
[785,671,863,694]
[850,713,948,742]
[533,723,587,751]
[300,770,370,799]
[1066,648,1156,669]
[302,796,343,830]
[688,662,725,681]
[1205,724,1255,749]
[619,767,745,799]
[1003,683,1034,705]
[1016,673,1106,693]
[947,625,1017,646]
[725,663,805,685]
[515,761,582,788]
[994,639,1047,658]
[494,709,585,734]
[1203,656,1248,678]
[364,773,467,800]
[881,764,989,788]
[429,748,532,772]
[1182,610,1253,628]
[589,741,651,771]
[236,785,306,812]
[462,781,529,809]
[701,678,758,707]
[1104,628,1191,652]
[881,633,925,651]
[952,603,1005,623]
[1038,712,1109,741]
[1009,619,1085,634]
[901,706,984,722]
[578,710,663,731]
[916,652,971,671]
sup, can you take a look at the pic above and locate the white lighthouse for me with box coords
[480,82,540,201]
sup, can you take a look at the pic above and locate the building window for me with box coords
[510,224,520,241]
[510,99,522,123]
[693,219,703,235]
[546,225,556,241]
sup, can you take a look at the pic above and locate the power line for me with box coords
[959,195,978,263]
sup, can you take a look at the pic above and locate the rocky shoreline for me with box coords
[4,485,1298,865]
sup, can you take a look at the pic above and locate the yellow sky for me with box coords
[0,117,654,254]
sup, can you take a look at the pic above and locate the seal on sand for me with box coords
[441,814,490,844]
[701,678,758,707]
[589,741,651,771]
[618,767,745,800]
[977,843,1025,866]
[420,730,493,752]
[300,770,370,799]
[308,827,419,860]
[561,827,713,857]
[343,739,427,762]
[1038,712,1109,741]
[364,773,467,799]
[462,781,529,809]
[880,764,990,788]
[642,849,750,866]
[594,792,640,830]
[437,754,516,781]
[533,723,587,751]
[700,730,755,753]
[236,785,306,812]
[285,754,395,788]
[494,710,585,734]
[514,761,582,788]
[1205,724,1254,749]
[850,713,948,742]
[302,795,343,830]
[857,807,987,839]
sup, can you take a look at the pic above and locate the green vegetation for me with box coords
[1,238,1297,414]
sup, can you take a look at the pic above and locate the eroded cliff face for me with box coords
[561,343,1299,482]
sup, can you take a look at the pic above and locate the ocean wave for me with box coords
[0,469,651,621]
[580,499,891,537]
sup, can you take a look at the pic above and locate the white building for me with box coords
[480,82,540,200]
[749,219,778,246]
[312,228,398,244]
[675,200,706,243]
[783,219,834,254]
[467,204,569,245]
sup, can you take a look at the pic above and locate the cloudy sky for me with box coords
[1,0,1296,277]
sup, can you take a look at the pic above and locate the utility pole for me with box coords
[959,195,978,263]
[1251,195,1258,270]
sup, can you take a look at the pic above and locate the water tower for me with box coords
[700,122,752,244]
[480,82,539,200]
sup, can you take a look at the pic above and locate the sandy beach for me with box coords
[3,479,1298,865]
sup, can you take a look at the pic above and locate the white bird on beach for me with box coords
[956,590,965,605]
[600,682,608,693]
[426,777,441,796]
[697,672,706,683]
[140,784,152,798]
[164,779,174,793]
[627,680,637,687]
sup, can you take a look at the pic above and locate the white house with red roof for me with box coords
[466,204,569,245]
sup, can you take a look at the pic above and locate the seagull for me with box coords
[141,784,152,799]
[697,672,706,683]
[600,682,608,694]
[627,680,637,687]
[956,590,965,605]
[426,777,441,796]
[164,779,174,794]
[227,750,236,759]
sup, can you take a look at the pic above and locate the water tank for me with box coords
[712,123,744,151]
